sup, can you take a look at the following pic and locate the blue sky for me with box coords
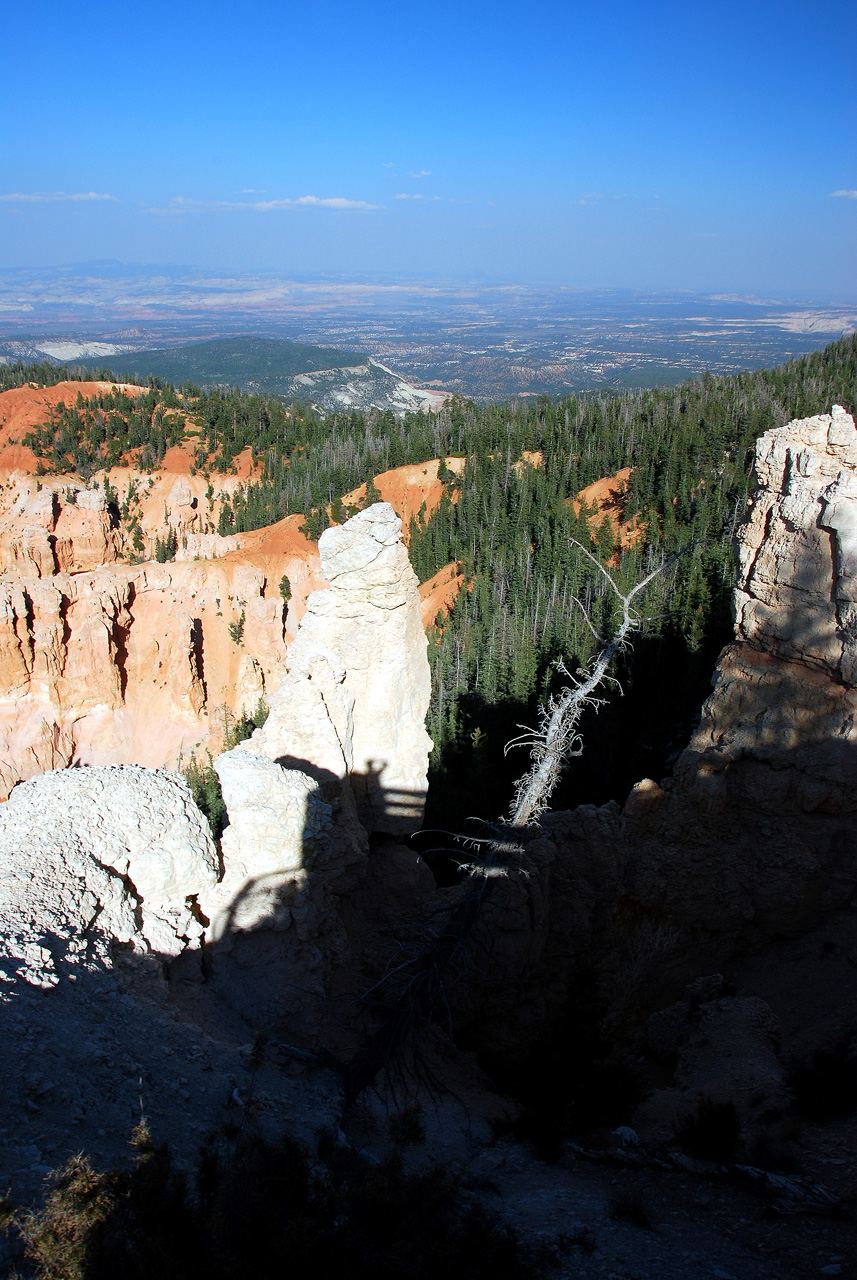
[1,0,855,295]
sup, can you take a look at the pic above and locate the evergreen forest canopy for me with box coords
[8,333,856,823]
[0,359,115,392]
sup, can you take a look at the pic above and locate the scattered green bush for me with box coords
[183,700,269,837]
[227,610,244,646]
[154,529,178,562]
[182,753,226,839]
[223,697,269,748]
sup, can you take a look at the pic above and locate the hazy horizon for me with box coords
[2,0,854,297]
[2,261,856,307]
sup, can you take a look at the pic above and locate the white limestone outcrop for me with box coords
[0,765,218,993]
[630,406,857,935]
[244,502,432,835]
[205,748,333,939]
[683,405,857,807]
[735,404,857,679]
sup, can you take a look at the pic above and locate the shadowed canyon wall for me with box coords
[455,407,857,1068]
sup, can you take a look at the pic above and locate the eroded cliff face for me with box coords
[0,468,325,796]
[0,558,293,794]
[0,465,245,579]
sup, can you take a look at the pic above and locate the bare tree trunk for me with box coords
[509,541,686,827]
[340,540,692,1102]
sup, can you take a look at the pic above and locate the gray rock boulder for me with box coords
[0,765,218,992]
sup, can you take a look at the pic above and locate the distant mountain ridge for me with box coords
[70,336,448,414]
[82,336,364,394]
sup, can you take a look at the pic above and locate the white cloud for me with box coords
[147,194,380,214]
[0,190,116,203]
[291,195,378,209]
[577,192,604,205]
[831,189,857,200]
[395,193,441,201]
[410,170,432,177]
[382,161,395,168]
[238,188,267,194]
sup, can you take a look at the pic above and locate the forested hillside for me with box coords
[84,336,363,394]
[10,334,856,821]
[0,359,114,392]
[405,335,857,819]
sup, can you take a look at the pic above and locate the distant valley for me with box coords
[1,264,854,401]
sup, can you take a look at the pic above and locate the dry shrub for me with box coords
[18,1123,541,1280]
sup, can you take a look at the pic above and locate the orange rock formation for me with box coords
[339,457,465,535]
[0,381,147,467]
[572,465,642,552]
[419,561,465,628]
[0,383,326,797]
[0,386,617,797]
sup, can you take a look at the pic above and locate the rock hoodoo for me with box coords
[184,502,433,1033]
[243,501,433,835]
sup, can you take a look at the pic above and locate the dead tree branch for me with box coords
[508,540,701,828]
[341,538,706,1103]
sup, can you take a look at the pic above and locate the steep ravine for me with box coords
[1,413,856,1277]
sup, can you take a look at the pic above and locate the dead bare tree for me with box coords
[342,540,697,1103]
[508,539,686,827]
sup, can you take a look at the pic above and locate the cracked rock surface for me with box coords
[0,764,219,969]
